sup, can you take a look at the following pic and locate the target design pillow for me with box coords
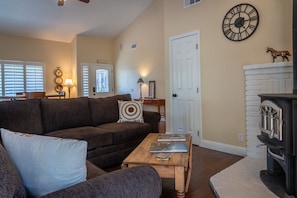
[118,100,144,123]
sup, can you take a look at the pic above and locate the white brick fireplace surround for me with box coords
[244,61,293,159]
[210,62,293,198]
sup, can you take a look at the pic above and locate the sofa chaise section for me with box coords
[0,142,162,198]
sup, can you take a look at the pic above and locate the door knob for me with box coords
[172,94,177,97]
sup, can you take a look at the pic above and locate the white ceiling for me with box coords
[0,0,154,43]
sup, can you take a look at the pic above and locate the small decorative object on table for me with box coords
[266,47,291,63]
[155,153,170,161]
[148,81,156,98]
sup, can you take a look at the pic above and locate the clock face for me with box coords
[222,3,259,41]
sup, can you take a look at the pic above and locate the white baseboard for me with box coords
[200,139,247,157]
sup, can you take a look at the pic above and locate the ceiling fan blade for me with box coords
[58,0,64,6]
[79,0,90,3]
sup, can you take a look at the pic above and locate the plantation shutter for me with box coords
[82,64,89,97]
[3,62,24,96]
[26,63,44,92]
[0,61,45,96]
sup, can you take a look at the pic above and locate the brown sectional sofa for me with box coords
[0,94,162,197]
[0,94,161,168]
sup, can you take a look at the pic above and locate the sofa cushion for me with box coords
[89,94,132,126]
[0,143,26,198]
[1,128,87,197]
[89,97,119,126]
[0,99,44,134]
[41,97,92,133]
[118,100,144,123]
[114,94,132,101]
[97,122,151,144]
[46,126,113,150]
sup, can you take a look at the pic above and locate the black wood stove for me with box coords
[257,1,297,197]
[258,94,297,197]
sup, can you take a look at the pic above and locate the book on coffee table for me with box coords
[150,142,188,153]
[157,134,186,142]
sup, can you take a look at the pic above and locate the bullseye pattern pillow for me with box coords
[118,100,144,123]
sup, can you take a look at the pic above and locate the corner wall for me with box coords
[164,0,292,148]
[0,34,72,95]
[113,0,165,99]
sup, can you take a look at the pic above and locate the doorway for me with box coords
[169,31,201,145]
[81,63,114,98]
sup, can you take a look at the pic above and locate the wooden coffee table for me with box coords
[122,133,192,198]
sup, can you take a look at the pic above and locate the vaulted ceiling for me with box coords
[0,0,154,43]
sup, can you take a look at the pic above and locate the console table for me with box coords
[134,98,165,114]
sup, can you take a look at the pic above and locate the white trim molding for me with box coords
[200,139,247,157]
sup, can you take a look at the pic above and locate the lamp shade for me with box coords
[64,79,73,86]
[137,77,144,84]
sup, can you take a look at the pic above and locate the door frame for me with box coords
[80,63,114,98]
[169,30,202,145]
[90,64,114,98]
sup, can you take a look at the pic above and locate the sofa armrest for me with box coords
[41,166,162,198]
[143,111,161,132]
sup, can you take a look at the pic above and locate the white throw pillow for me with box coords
[0,128,87,197]
[118,100,144,123]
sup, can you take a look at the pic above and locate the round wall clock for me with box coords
[222,3,259,41]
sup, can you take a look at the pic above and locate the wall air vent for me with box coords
[184,0,201,8]
[130,43,137,50]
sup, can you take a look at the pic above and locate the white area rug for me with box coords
[210,157,278,198]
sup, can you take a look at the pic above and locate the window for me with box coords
[95,69,109,93]
[0,60,45,96]
[184,0,201,8]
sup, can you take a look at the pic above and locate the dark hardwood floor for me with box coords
[106,121,243,197]
[158,120,242,197]
[161,146,242,198]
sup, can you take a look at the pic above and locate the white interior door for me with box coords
[170,31,201,145]
[90,64,114,98]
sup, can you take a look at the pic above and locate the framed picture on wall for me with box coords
[148,81,156,98]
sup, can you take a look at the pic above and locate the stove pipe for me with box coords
[293,0,297,93]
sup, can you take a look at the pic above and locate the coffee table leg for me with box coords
[175,166,185,198]
[121,163,128,169]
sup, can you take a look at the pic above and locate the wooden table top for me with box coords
[122,133,192,167]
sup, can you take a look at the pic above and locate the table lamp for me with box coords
[64,78,73,98]
[137,77,144,99]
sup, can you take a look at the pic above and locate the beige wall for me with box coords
[0,0,292,149]
[113,0,165,99]
[0,34,114,98]
[0,34,72,95]
[164,0,292,147]
[114,0,293,148]
[75,35,114,96]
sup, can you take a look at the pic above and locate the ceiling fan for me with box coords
[58,0,90,6]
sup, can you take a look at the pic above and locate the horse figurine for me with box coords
[266,47,291,63]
